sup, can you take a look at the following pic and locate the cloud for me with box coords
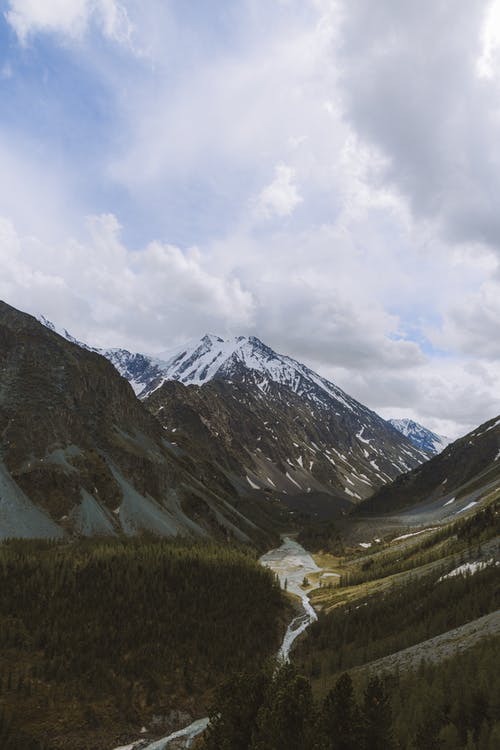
[477,0,500,77]
[433,277,500,360]
[1,0,500,439]
[335,0,500,251]
[5,0,132,43]
[255,163,302,218]
[0,214,255,351]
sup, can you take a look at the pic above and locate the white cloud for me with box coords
[1,0,500,439]
[5,0,132,43]
[255,163,302,218]
[477,0,500,78]
[0,214,255,351]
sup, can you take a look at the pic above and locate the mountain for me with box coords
[0,302,283,544]
[389,418,450,455]
[36,321,428,510]
[356,413,500,516]
[141,335,429,509]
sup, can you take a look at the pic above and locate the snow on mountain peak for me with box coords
[389,418,450,455]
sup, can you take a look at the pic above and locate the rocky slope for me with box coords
[37,322,429,511]
[0,302,282,543]
[356,414,500,515]
[389,417,449,455]
[143,340,427,511]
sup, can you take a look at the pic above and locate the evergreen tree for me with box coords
[203,668,271,750]
[251,664,315,750]
[318,673,361,750]
[362,677,394,750]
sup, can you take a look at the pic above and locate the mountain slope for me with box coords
[389,417,449,455]
[0,302,281,544]
[37,320,428,507]
[356,414,500,515]
[143,339,428,508]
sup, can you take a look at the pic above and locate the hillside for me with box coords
[38,319,428,508]
[354,414,500,516]
[0,538,287,750]
[0,302,281,545]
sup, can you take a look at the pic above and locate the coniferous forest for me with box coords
[201,637,500,750]
[294,562,499,678]
[0,538,287,749]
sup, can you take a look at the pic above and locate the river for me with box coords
[113,537,318,750]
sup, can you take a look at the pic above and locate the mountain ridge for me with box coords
[355,413,500,516]
[1,302,284,544]
[389,417,450,455]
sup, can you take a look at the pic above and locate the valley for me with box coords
[4,4,500,749]
[0,301,499,749]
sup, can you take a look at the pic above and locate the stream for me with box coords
[113,537,318,750]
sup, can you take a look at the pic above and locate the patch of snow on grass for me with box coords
[285,471,302,489]
[392,527,439,542]
[345,487,360,499]
[438,559,496,581]
[454,501,478,515]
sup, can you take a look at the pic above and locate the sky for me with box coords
[1,0,500,439]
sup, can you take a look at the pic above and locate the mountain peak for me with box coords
[389,417,450,455]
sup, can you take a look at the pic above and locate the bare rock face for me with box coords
[0,301,280,544]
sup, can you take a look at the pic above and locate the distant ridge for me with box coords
[389,417,450,455]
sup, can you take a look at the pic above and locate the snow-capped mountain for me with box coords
[143,333,373,409]
[389,418,450,455]
[37,320,429,507]
[141,335,430,505]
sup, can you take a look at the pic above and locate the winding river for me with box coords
[113,537,318,750]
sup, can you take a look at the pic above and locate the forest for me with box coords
[200,637,500,749]
[294,559,499,679]
[338,501,499,587]
[0,537,287,749]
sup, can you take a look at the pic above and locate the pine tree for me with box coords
[362,676,394,750]
[319,673,362,750]
[251,664,315,750]
[203,668,271,750]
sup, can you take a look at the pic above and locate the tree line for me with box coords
[0,537,286,749]
[200,636,500,749]
[295,561,499,679]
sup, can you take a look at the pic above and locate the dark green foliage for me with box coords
[0,538,286,747]
[297,522,344,555]
[317,673,361,750]
[389,638,500,750]
[362,677,394,750]
[202,666,273,750]
[295,563,499,677]
[342,501,499,587]
[0,708,46,750]
[251,664,315,750]
[201,638,500,750]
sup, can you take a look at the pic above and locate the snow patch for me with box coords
[392,527,439,542]
[454,501,478,515]
[438,559,497,581]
